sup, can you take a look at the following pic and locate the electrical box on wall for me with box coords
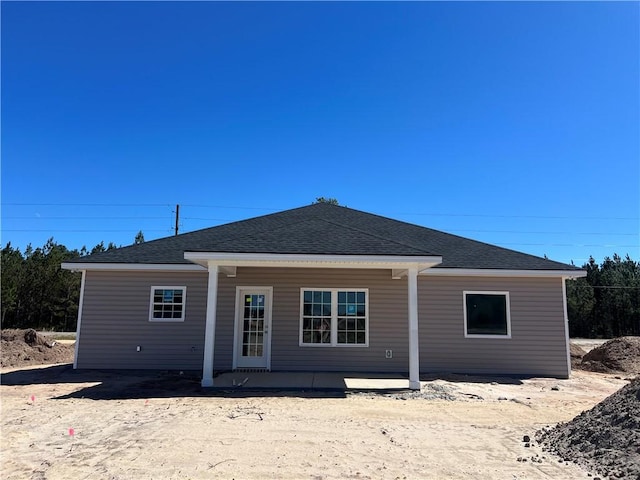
[385,349,393,359]
[136,346,141,352]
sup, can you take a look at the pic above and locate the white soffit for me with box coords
[183,252,442,271]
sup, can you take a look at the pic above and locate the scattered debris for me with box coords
[232,377,249,387]
[227,406,264,421]
[350,383,458,401]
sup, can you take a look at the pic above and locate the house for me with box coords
[61,203,585,389]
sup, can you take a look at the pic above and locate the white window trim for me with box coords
[463,290,511,339]
[149,286,187,322]
[299,288,369,347]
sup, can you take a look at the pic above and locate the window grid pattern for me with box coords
[337,291,366,344]
[242,294,265,357]
[151,288,184,320]
[301,291,332,344]
[301,289,368,346]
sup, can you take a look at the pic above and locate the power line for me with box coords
[4,202,637,221]
[3,216,171,220]
[4,202,173,207]
[390,211,638,221]
[571,285,640,290]
[3,229,171,233]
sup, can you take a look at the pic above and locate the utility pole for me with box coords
[174,204,180,236]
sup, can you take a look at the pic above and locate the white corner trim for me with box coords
[561,277,571,378]
[407,267,420,390]
[61,262,207,272]
[73,270,86,369]
[422,268,586,278]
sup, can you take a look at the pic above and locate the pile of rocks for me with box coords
[536,377,640,479]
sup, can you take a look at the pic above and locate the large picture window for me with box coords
[463,291,511,338]
[300,289,368,346]
[149,286,186,322]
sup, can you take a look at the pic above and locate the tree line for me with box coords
[1,237,638,337]
[1,234,143,331]
[567,254,640,338]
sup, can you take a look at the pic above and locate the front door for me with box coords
[234,288,272,369]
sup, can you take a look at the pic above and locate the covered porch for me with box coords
[211,371,420,392]
[184,252,442,390]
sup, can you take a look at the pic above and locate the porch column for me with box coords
[201,263,219,387]
[408,267,420,390]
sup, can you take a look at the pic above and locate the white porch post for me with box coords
[201,263,219,387]
[408,267,420,390]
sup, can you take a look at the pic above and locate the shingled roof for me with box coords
[67,203,580,271]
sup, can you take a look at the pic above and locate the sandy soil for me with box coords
[0,364,629,480]
[1,330,75,369]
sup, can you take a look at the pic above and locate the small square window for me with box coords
[149,286,186,322]
[464,291,511,338]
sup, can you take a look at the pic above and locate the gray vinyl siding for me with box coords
[77,268,569,378]
[77,270,208,369]
[418,276,569,378]
[216,268,409,372]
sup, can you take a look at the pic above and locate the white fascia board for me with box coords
[183,252,442,271]
[421,268,586,278]
[61,262,207,272]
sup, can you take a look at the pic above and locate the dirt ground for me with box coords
[1,330,75,369]
[0,363,630,480]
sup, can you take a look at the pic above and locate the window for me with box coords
[463,291,511,338]
[149,286,186,322]
[300,289,368,346]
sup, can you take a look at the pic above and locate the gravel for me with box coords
[536,377,640,479]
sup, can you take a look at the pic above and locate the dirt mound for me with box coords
[1,329,74,369]
[578,336,640,374]
[570,343,587,368]
[536,377,640,479]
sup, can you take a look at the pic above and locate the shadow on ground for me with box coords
[1,365,347,399]
[2,365,529,401]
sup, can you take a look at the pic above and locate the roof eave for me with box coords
[61,262,206,272]
[421,268,586,278]
[183,251,443,272]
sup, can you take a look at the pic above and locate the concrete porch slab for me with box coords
[210,371,414,391]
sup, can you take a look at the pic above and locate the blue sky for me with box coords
[2,1,638,265]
